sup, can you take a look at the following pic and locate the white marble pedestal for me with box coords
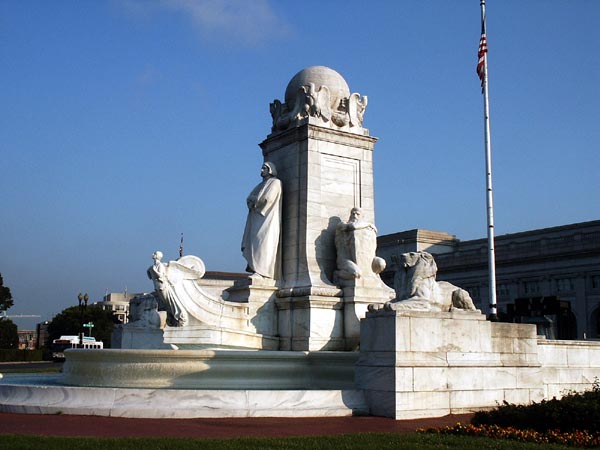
[112,326,173,350]
[342,283,394,350]
[356,309,543,419]
[276,291,344,351]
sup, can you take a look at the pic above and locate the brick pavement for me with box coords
[0,413,474,439]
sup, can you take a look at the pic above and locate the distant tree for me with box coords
[0,318,18,349]
[46,305,118,348]
[0,273,14,312]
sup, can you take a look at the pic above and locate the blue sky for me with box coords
[1,0,599,330]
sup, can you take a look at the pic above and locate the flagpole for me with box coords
[479,0,498,321]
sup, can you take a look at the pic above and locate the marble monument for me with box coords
[116,66,393,351]
[3,66,600,421]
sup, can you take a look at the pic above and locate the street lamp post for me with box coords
[77,292,88,348]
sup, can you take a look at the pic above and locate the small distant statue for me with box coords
[383,251,477,312]
[147,251,206,326]
[241,162,282,279]
[334,207,387,282]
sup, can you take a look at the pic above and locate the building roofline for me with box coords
[379,220,600,248]
[458,220,600,246]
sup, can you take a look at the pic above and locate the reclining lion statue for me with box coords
[373,251,478,312]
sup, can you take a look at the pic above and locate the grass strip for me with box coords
[0,433,576,450]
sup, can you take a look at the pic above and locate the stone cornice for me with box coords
[261,122,377,156]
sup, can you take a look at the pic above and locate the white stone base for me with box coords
[0,377,366,418]
[163,325,279,350]
[356,309,600,420]
[276,293,345,351]
[0,349,365,418]
[5,312,600,420]
[112,326,173,349]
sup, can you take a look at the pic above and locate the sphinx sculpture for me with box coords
[241,161,282,279]
[374,251,478,312]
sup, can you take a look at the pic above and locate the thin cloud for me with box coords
[120,0,292,47]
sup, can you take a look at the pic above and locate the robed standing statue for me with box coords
[241,161,282,279]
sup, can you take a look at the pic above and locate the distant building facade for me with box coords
[17,330,36,350]
[36,321,49,349]
[377,220,600,340]
[95,293,141,324]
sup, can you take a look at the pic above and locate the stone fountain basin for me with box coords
[0,349,365,418]
[62,349,358,390]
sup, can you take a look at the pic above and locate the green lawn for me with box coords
[0,433,577,450]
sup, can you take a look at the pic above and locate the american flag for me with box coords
[477,29,488,90]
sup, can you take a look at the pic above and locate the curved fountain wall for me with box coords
[62,349,358,389]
